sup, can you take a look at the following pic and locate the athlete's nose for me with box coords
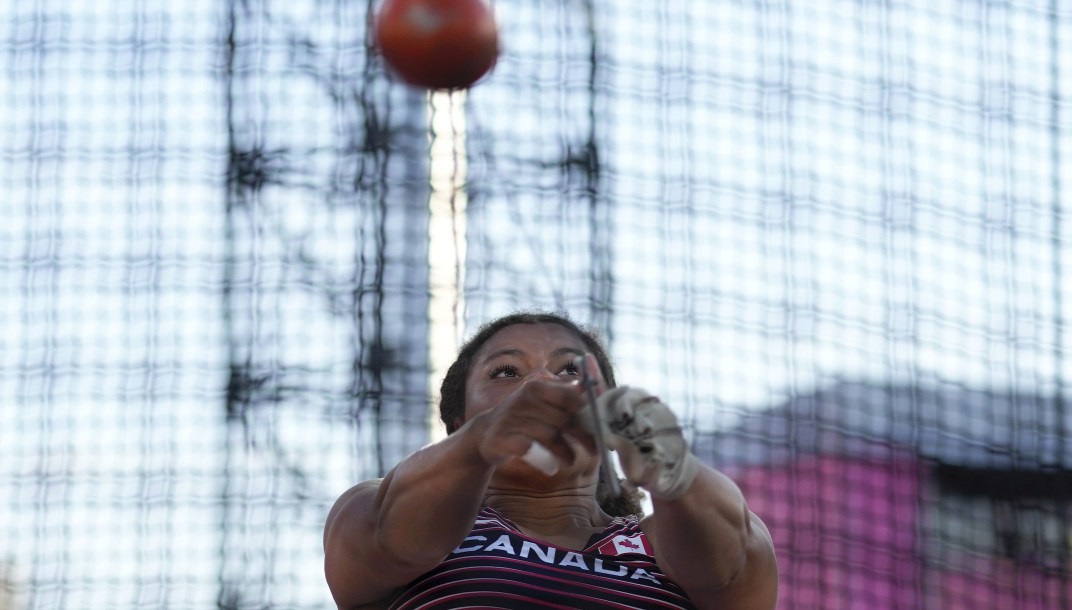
[527,366,556,381]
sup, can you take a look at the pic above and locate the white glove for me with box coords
[595,387,700,501]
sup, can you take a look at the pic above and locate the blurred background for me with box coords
[2,0,1070,608]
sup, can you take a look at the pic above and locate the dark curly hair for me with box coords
[438,311,644,517]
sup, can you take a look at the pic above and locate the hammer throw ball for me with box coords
[374,0,500,90]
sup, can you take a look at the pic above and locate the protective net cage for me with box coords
[2,0,1070,609]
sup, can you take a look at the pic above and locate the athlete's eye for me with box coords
[558,361,579,377]
[489,364,519,379]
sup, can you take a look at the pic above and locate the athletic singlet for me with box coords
[389,507,697,609]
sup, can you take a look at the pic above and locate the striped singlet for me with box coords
[389,507,697,609]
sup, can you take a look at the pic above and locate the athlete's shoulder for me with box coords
[324,479,384,547]
[330,478,384,512]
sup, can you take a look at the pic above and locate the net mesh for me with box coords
[2,0,1070,608]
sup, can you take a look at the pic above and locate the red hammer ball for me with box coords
[374,0,500,90]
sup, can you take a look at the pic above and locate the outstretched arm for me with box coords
[644,466,778,610]
[597,386,778,610]
[323,377,590,609]
[323,428,493,609]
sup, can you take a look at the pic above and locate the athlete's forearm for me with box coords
[648,465,755,591]
[371,418,495,568]
[596,386,774,603]
[322,420,498,607]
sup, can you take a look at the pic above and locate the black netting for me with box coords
[2,1,1070,608]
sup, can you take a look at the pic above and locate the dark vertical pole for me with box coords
[582,0,612,337]
[218,0,240,606]
[1048,1,1066,460]
[1048,0,1069,586]
[349,1,431,475]
[351,0,387,475]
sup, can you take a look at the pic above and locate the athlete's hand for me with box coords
[595,387,700,500]
[468,377,595,476]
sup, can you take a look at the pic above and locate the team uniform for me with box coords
[389,507,697,609]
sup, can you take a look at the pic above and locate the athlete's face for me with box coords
[464,323,585,419]
[463,323,601,477]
